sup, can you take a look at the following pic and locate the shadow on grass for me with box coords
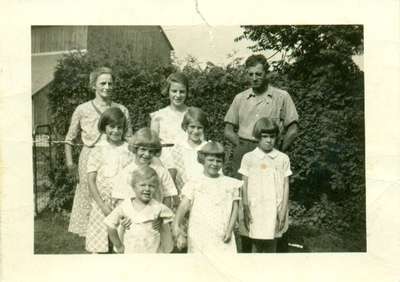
[286,224,366,252]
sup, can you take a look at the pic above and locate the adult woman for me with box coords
[65,67,132,237]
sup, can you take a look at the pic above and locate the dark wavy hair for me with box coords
[245,54,270,73]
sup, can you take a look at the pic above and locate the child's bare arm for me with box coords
[107,227,124,253]
[172,197,190,250]
[172,196,191,237]
[242,176,249,206]
[88,172,112,215]
[241,176,252,230]
[278,176,289,231]
[223,200,239,243]
[150,117,160,135]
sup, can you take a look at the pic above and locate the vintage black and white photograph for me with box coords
[1,1,400,281]
[32,25,366,254]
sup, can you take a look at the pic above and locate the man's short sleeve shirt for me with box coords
[224,85,298,140]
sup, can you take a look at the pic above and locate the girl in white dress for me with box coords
[239,117,292,253]
[105,166,174,253]
[150,72,189,179]
[169,107,208,192]
[172,142,242,253]
[85,107,133,253]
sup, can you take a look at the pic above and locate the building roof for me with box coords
[32,26,173,96]
[159,26,174,51]
[31,52,65,95]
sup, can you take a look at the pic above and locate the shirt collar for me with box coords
[179,139,207,151]
[247,85,273,99]
[254,147,279,159]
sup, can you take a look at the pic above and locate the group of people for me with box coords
[64,54,299,254]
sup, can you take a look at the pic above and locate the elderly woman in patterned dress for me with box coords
[65,67,132,237]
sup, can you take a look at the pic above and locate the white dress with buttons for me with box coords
[238,148,292,240]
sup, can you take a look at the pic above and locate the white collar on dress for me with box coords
[254,147,279,160]
[179,139,207,151]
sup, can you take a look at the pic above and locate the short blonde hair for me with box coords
[130,166,160,188]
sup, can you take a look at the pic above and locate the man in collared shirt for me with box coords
[224,54,299,179]
[224,54,298,253]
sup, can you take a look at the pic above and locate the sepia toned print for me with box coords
[1,1,400,282]
[32,25,366,254]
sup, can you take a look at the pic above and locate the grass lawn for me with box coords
[34,209,86,254]
[34,209,365,254]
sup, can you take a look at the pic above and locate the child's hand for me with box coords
[176,233,187,250]
[172,224,181,239]
[223,231,232,243]
[120,216,132,230]
[172,225,187,250]
[152,217,162,231]
[113,244,125,254]
[277,210,286,232]
[243,204,252,231]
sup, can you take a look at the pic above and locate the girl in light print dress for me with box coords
[169,107,208,192]
[172,142,242,253]
[85,108,133,253]
[239,117,292,253]
[65,67,132,237]
[105,166,174,253]
[150,72,190,180]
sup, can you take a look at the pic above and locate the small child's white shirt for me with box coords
[104,198,174,253]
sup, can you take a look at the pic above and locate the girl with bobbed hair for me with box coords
[172,141,242,253]
[85,107,132,253]
[239,117,292,253]
[65,66,132,238]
